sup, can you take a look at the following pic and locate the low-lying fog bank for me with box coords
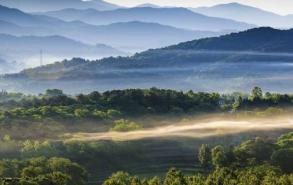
[67,116,293,141]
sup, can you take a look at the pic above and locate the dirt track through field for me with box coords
[66,118,293,141]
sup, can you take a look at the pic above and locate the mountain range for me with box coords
[0,34,125,69]
[0,5,230,53]
[4,27,293,93]
[0,57,20,73]
[41,7,254,31]
[0,0,120,12]
[136,3,161,8]
[80,21,225,52]
[191,3,293,28]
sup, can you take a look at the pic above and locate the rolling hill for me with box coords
[166,27,293,52]
[4,27,293,93]
[0,0,120,12]
[191,3,293,28]
[41,7,254,31]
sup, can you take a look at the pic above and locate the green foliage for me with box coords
[211,145,227,168]
[110,119,142,132]
[237,164,281,185]
[271,148,293,173]
[198,144,211,168]
[163,168,187,185]
[277,132,293,148]
[1,87,293,124]
[103,171,132,185]
[0,88,223,123]
[234,137,275,164]
[205,167,236,185]
[148,177,161,185]
[185,174,205,185]
[0,157,87,185]
[44,89,64,98]
[251,87,263,100]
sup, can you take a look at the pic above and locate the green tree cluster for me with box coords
[0,157,87,185]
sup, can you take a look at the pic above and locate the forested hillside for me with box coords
[166,27,293,52]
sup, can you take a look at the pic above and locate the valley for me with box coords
[0,1,293,185]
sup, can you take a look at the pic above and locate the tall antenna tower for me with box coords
[40,49,43,66]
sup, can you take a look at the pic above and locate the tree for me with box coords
[234,137,275,164]
[251,87,263,100]
[45,89,64,97]
[232,96,242,111]
[110,119,142,132]
[205,167,236,185]
[185,174,205,185]
[237,164,280,185]
[47,157,88,185]
[163,168,187,185]
[198,144,211,169]
[211,145,227,168]
[103,171,131,185]
[276,132,293,148]
[271,149,293,173]
[48,172,71,185]
[148,177,161,185]
[21,166,43,178]
[131,176,142,185]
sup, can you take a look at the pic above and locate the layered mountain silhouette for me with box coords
[3,25,293,92]
[0,57,20,73]
[0,0,120,12]
[191,3,293,28]
[0,5,227,52]
[7,27,293,79]
[136,3,161,8]
[42,7,254,31]
[0,34,125,68]
[82,21,225,52]
[0,1,292,93]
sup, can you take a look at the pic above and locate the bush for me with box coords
[110,119,142,132]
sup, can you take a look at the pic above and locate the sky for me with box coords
[104,0,293,15]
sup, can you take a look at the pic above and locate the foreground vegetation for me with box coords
[0,131,292,185]
[0,87,293,184]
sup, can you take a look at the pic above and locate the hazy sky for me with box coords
[105,0,293,15]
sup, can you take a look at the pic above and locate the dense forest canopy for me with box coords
[0,87,292,123]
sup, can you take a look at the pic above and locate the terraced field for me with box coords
[86,132,287,183]
[67,117,293,183]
